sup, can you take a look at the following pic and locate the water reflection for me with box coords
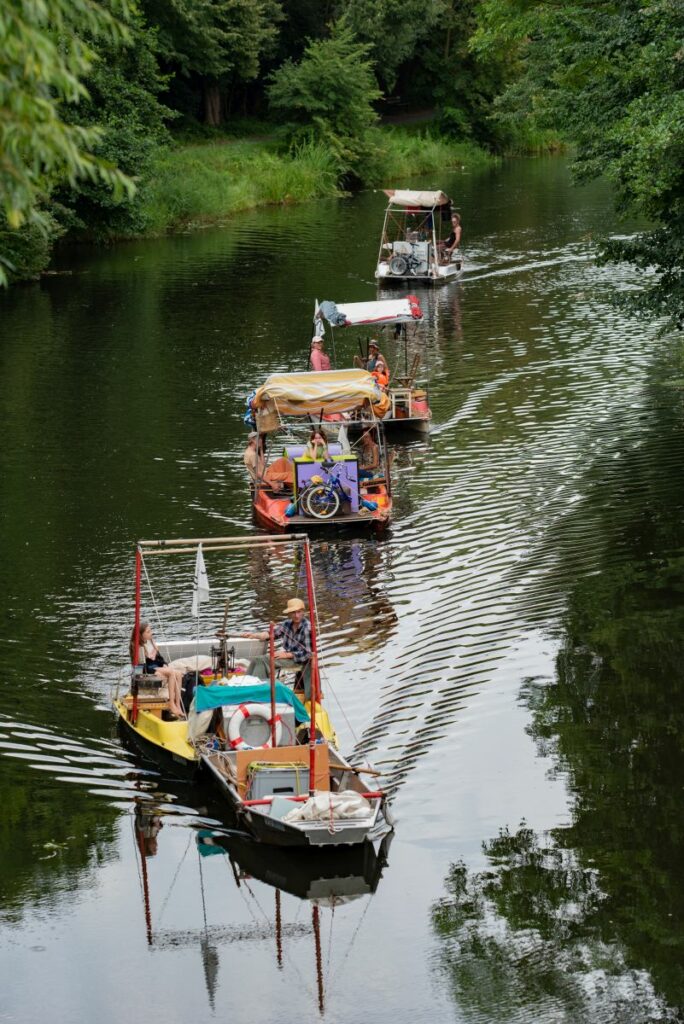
[132,792,392,1016]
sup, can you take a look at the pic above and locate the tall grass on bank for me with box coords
[371,128,493,181]
[143,140,341,233]
[141,128,494,235]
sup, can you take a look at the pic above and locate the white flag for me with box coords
[191,543,210,618]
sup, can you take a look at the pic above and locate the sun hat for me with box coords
[283,597,306,615]
[248,431,258,440]
[311,336,323,345]
[369,339,379,349]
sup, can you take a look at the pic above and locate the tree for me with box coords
[0,0,135,281]
[56,11,173,238]
[268,15,382,182]
[472,0,684,329]
[140,0,281,125]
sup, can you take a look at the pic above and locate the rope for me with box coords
[157,829,193,925]
[140,553,170,658]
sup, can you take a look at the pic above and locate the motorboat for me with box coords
[246,370,393,532]
[314,295,432,433]
[375,188,463,284]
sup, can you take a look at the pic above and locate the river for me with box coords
[1,156,683,1024]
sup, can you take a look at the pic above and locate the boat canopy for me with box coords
[252,369,390,419]
[316,296,423,328]
[383,189,450,208]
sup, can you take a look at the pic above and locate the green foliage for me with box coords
[56,12,174,238]
[473,0,684,329]
[268,16,382,182]
[0,0,135,280]
[338,0,446,92]
[0,210,63,281]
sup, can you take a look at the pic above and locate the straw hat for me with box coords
[369,339,379,350]
[283,597,306,615]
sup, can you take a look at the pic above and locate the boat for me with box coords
[247,369,393,532]
[314,295,432,433]
[375,189,463,284]
[114,534,393,847]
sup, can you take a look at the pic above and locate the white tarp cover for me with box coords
[283,790,374,823]
[384,189,450,208]
[319,297,423,326]
[252,369,388,416]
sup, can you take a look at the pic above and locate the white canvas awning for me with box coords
[384,189,450,208]
[315,297,423,328]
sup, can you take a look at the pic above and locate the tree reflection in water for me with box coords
[432,528,684,1021]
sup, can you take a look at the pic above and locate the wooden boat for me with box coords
[375,189,463,284]
[248,370,393,532]
[314,295,432,433]
[113,535,336,778]
[114,535,393,848]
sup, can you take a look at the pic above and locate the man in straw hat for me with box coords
[241,597,313,698]
[354,339,390,378]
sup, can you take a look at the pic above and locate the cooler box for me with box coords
[247,764,310,801]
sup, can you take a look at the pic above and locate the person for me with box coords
[358,428,380,479]
[304,427,329,462]
[243,432,265,483]
[130,622,185,718]
[241,597,313,699]
[371,357,390,391]
[440,212,462,262]
[309,336,331,372]
[355,340,390,378]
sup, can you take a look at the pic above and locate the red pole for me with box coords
[135,826,153,946]
[302,540,320,797]
[269,622,277,748]
[132,545,142,724]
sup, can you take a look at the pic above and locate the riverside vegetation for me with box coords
[1,0,682,330]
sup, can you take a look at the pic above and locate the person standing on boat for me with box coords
[440,212,462,262]
[371,357,390,391]
[243,432,265,483]
[355,340,390,378]
[130,623,186,718]
[309,336,331,372]
[240,597,313,699]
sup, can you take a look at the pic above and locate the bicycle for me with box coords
[302,460,352,519]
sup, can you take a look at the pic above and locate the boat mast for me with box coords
[302,539,320,797]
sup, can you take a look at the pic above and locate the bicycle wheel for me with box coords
[303,485,341,519]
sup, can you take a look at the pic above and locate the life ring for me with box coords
[227,703,282,750]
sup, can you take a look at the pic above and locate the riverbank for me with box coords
[140,128,493,234]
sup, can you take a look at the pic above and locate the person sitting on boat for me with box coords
[439,212,462,262]
[304,427,330,462]
[130,622,186,718]
[309,336,331,372]
[243,432,265,484]
[358,428,380,479]
[371,357,390,391]
[240,597,312,699]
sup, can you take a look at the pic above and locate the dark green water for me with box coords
[1,157,683,1024]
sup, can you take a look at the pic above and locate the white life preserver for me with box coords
[227,703,282,750]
